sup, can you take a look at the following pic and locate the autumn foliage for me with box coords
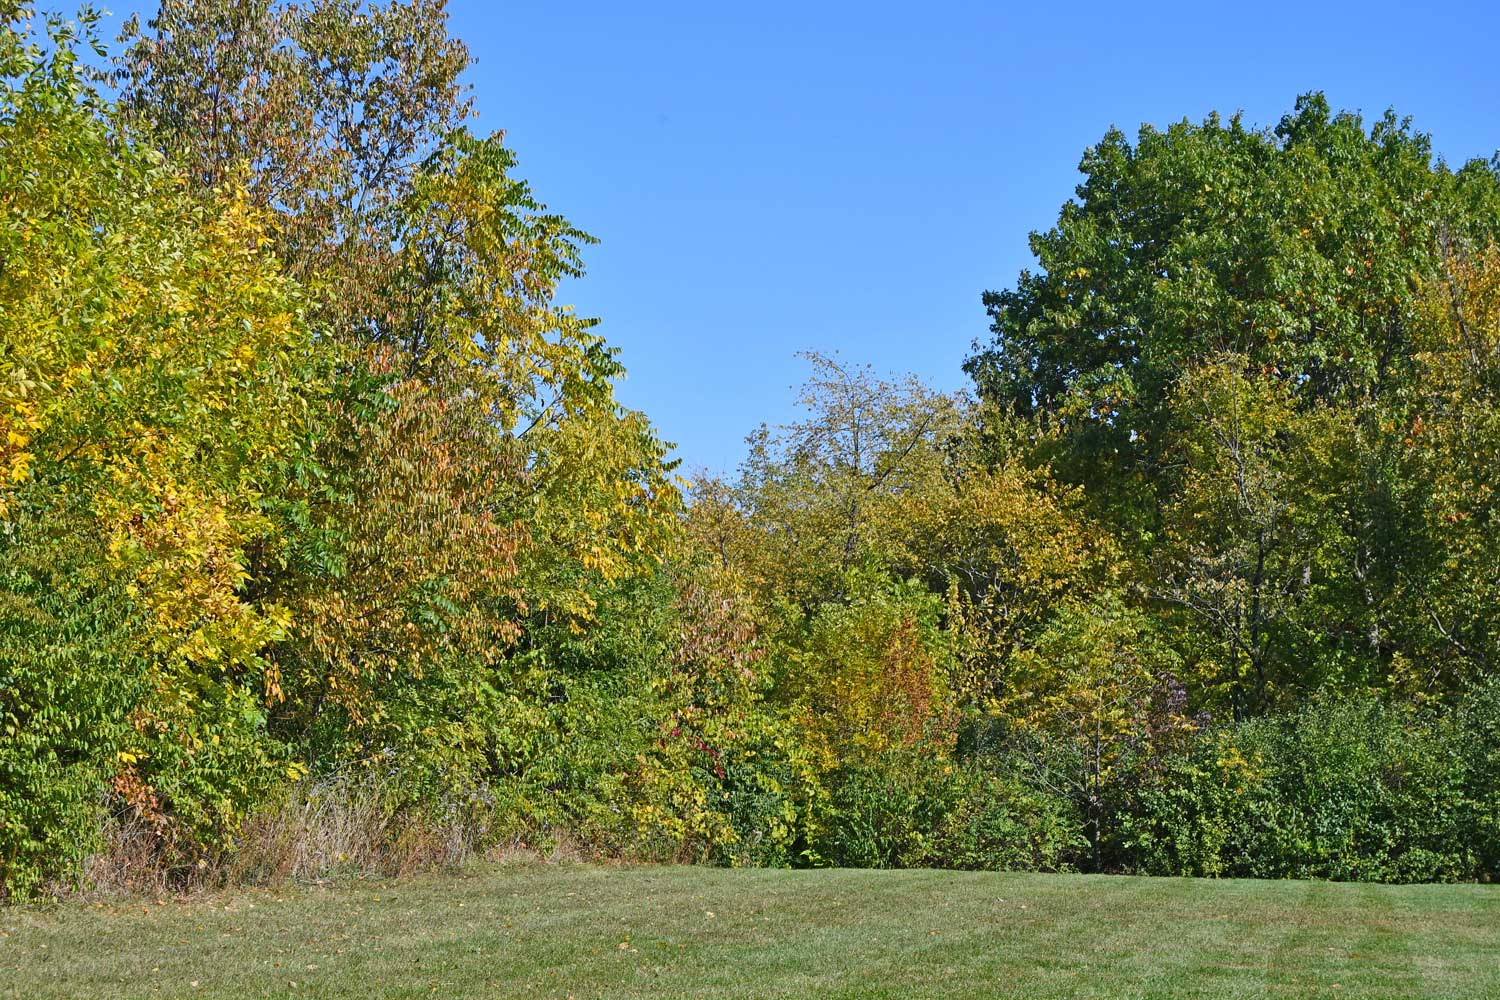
[4,3,1500,897]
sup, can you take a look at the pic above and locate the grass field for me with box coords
[3,863,1497,999]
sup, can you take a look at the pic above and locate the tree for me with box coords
[967,93,1500,530]
[698,356,1117,712]
[118,0,684,768]
[719,352,965,602]
[117,0,470,324]
[966,94,1500,711]
[770,567,958,766]
[883,413,1119,708]
[1,4,324,887]
[1381,244,1500,693]
[1155,358,1357,713]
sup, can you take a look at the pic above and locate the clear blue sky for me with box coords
[444,1,1499,474]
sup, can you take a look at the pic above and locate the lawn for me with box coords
[3,864,1497,999]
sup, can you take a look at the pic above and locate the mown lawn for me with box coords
[2,863,1497,999]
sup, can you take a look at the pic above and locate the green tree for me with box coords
[967,94,1500,709]
[1154,358,1357,713]
[725,352,965,602]
[1003,596,1183,872]
[967,93,1500,530]
[1381,245,1500,693]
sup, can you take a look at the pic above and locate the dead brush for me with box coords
[70,773,510,897]
[224,773,502,884]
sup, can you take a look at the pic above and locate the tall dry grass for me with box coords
[72,774,533,898]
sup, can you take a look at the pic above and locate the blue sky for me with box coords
[111,2,1500,473]
[443,1,1499,474]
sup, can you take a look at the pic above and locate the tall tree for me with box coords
[1383,245,1500,692]
[723,352,964,602]
[117,0,470,326]
[117,0,682,763]
[968,94,1500,708]
[1,4,326,887]
[967,93,1500,528]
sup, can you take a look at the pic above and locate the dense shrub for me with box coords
[1113,696,1489,882]
[0,555,144,898]
[813,745,1081,872]
[923,769,1083,872]
[816,747,963,868]
[705,710,824,869]
[1457,677,1500,878]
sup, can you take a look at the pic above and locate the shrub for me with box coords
[706,709,824,869]
[817,746,963,868]
[0,559,144,899]
[924,769,1083,872]
[1457,675,1500,879]
[1114,695,1479,882]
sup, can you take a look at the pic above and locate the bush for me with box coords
[1111,728,1261,878]
[1457,676,1500,878]
[1113,695,1481,882]
[814,745,1081,872]
[0,544,146,899]
[817,747,961,868]
[924,769,1083,872]
[706,709,824,869]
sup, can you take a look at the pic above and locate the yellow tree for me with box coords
[881,414,1120,709]
[1388,244,1500,692]
[1,5,325,884]
[121,3,683,766]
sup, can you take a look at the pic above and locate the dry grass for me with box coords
[67,775,540,899]
[222,776,491,884]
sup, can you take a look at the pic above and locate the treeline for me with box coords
[3,2,1500,898]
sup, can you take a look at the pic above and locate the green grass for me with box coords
[3,864,1498,999]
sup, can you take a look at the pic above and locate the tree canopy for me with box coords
[3,3,1500,897]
